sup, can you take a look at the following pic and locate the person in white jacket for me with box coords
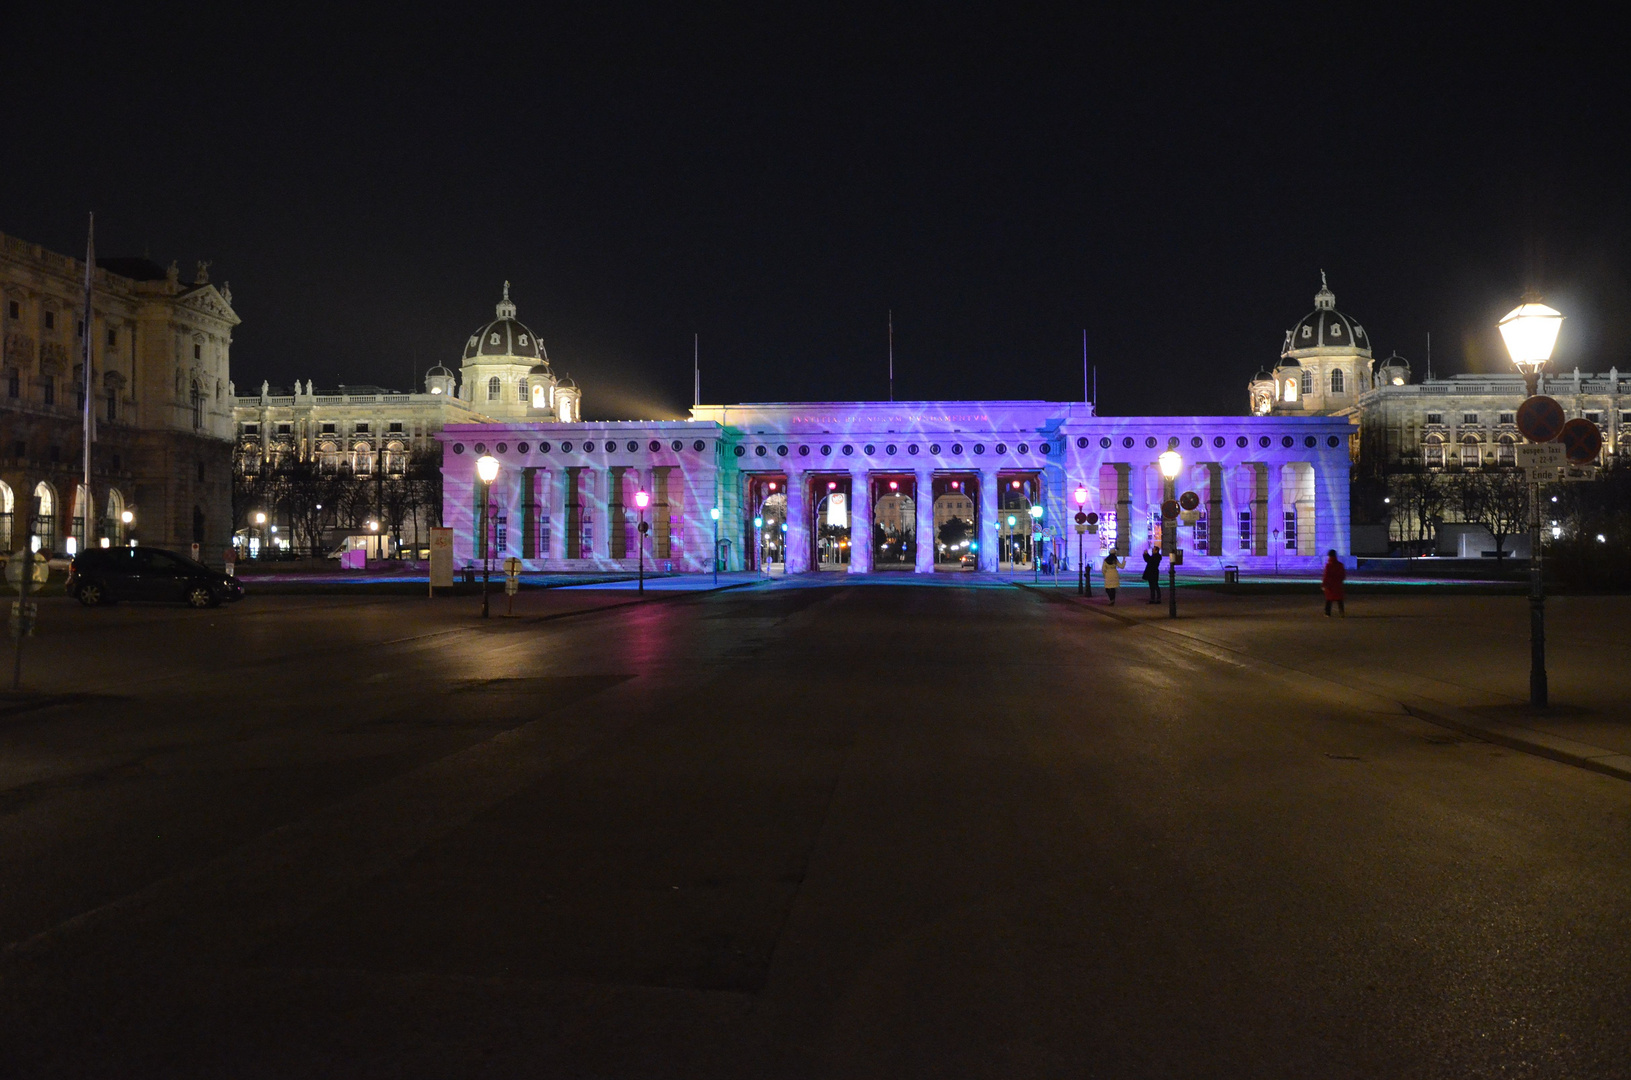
[1101,552,1121,605]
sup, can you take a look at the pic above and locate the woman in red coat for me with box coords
[1322,549,1346,617]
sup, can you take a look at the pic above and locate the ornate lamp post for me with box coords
[1028,504,1043,584]
[1500,295,1563,706]
[710,506,721,585]
[1074,486,1090,595]
[254,511,266,559]
[753,515,765,575]
[476,454,499,618]
[1159,450,1183,618]
[634,489,651,595]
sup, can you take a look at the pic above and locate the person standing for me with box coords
[1101,551,1120,605]
[1322,549,1346,617]
[1142,546,1163,604]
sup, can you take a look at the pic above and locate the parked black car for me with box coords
[66,547,245,608]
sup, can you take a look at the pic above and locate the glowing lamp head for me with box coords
[475,455,500,484]
[1074,486,1088,506]
[1158,450,1183,480]
[368,520,378,532]
[828,481,837,490]
[1011,480,1021,489]
[634,490,650,510]
[254,512,266,524]
[121,510,134,524]
[889,480,898,490]
[1007,515,1017,527]
[1028,505,1043,520]
[754,516,764,529]
[710,506,721,521]
[1499,296,1563,372]
[768,481,777,491]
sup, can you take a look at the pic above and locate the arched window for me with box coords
[105,489,126,545]
[0,479,13,550]
[1330,368,1344,394]
[1460,435,1481,468]
[191,380,202,429]
[518,376,529,401]
[1301,371,1313,396]
[1424,435,1444,469]
[531,382,547,409]
[1284,378,1298,402]
[487,376,501,401]
[1498,435,1516,467]
[32,481,56,553]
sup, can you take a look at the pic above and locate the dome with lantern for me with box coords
[463,281,549,366]
[1284,273,1372,359]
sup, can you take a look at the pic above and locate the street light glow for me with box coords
[1074,486,1088,506]
[475,455,500,484]
[634,490,651,510]
[710,506,721,520]
[254,512,266,524]
[1499,297,1564,371]
[1158,450,1183,480]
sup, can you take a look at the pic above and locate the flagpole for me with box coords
[81,212,95,554]
[693,333,700,411]
[888,310,894,403]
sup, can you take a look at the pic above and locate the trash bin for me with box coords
[1223,564,1240,584]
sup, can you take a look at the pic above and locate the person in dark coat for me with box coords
[1322,549,1346,617]
[1142,547,1163,603]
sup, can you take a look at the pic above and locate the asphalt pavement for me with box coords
[2,582,1629,1077]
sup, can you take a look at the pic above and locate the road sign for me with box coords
[504,577,519,595]
[1558,418,1603,464]
[502,556,522,576]
[1075,524,1088,534]
[1085,512,1099,527]
[1161,499,1179,520]
[1516,395,1566,442]
[1178,490,1200,512]
[1180,510,1200,524]
[1515,442,1566,470]
[1074,511,1088,525]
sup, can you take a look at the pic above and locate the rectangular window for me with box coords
[494,514,508,551]
[1238,510,1252,550]
[106,328,117,348]
[44,311,55,330]
[1284,510,1297,550]
[77,320,85,338]
[1584,410,1602,424]
[1426,412,1443,425]
[193,343,202,359]
[277,422,292,434]
[1462,412,1478,425]
[6,301,17,319]
[6,371,17,398]
[1499,412,1515,425]
[1099,510,1118,549]
[321,422,336,434]
[106,390,116,423]
[1193,512,1208,554]
[355,421,370,433]
[1621,412,1631,426]
[42,377,54,405]
[537,513,551,558]
[388,421,403,433]
[242,422,259,435]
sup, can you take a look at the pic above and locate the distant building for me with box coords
[1,229,238,560]
[231,284,586,555]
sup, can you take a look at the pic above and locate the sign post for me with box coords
[502,556,521,616]
[428,527,454,596]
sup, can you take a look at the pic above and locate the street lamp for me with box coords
[1502,295,1562,706]
[754,514,764,575]
[1028,503,1043,583]
[709,506,721,585]
[1159,451,1183,618]
[254,511,266,559]
[1006,513,1018,571]
[634,490,651,595]
[476,454,499,618]
[1499,295,1564,398]
[1074,486,1090,595]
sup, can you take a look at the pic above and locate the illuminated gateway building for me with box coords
[438,282,1368,576]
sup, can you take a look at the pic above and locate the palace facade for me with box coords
[1,229,238,561]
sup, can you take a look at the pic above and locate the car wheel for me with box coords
[77,580,107,606]
[186,584,219,609]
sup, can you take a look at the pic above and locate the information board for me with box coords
[429,527,455,588]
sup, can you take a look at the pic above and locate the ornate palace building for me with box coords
[1,229,238,561]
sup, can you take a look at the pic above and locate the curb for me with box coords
[1022,582,1631,785]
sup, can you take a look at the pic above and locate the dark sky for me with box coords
[3,6,1626,419]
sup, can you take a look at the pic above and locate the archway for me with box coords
[32,481,56,554]
[0,479,13,551]
[744,474,787,572]
[997,475,1040,571]
[105,489,126,546]
[870,475,916,570]
[810,476,851,570]
[931,475,978,570]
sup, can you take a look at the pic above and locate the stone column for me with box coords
[785,470,809,574]
[978,470,999,572]
[914,470,935,574]
[849,471,873,573]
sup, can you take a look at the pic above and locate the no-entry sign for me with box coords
[1516,395,1566,442]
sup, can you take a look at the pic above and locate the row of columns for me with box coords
[776,469,1010,575]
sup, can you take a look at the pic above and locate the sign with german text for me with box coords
[429,527,455,588]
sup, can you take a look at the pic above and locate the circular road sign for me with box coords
[1161,499,1180,520]
[1516,395,1566,442]
[1074,511,1088,525]
[1558,417,1604,464]
[1085,512,1100,526]
[1178,490,1201,512]
[502,557,522,576]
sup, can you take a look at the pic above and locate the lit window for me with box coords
[1283,510,1297,549]
[1330,369,1344,393]
[1238,510,1252,549]
[1285,379,1298,402]
[488,376,501,401]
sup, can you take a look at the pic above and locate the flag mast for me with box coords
[693,333,700,411]
[888,310,894,403]
[81,212,96,553]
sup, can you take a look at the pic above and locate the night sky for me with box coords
[3,7,1625,420]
